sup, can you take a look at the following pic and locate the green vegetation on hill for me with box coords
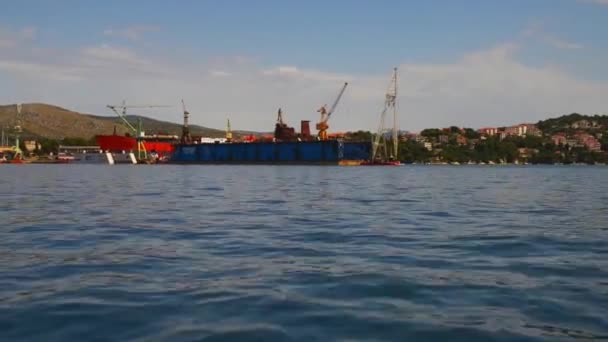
[0,103,232,140]
[353,112,608,164]
[536,113,608,135]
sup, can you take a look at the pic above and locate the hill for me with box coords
[0,103,236,140]
[536,113,608,135]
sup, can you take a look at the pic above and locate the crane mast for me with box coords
[13,103,23,160]
[389,68,398,159]
[316,82,348,141]
[226,118,232,142]
[371,68,399,162]
[180,99,192,144]
[106,100,170,160]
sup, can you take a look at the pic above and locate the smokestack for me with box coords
[300,120,310,140]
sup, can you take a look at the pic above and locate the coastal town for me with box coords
[337,113,608,164]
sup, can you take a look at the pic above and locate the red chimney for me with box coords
[300,120,311,140]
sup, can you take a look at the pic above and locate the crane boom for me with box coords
[106,100,172,160]
[316,82,349,141]
[106,101,171,133]
[325,82,348,121]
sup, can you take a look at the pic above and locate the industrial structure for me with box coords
[102,101,176,162]
[363,67,401,165]
[273,108,297,141]
[0,103,25,163]
[316,82,348,141]
[226,118,233,143]
[171,81,372,165]
[180,99,192,144]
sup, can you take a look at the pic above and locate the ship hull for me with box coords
[96,135,175,155]
[171,140,371,165]
[360,161,402,166]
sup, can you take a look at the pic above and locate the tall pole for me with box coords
[392,67,398,160]
[15,103,23,158]
[181,99,191,144]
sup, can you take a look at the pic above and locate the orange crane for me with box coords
[316,82,348,141]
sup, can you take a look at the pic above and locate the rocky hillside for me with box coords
[0,103,231,139]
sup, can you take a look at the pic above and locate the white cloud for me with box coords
[210,70,231,77]
[578,0,608,5]
[0,60,82,82]
[81,44,145,65]
[2,37,608,133]
[78,44,173,78]
[0,26,37,48]
[544,36,583,50]
[103,25,160,41]
[522,23,583,50]
[395,44,608,129]
[262,65,352,82]
[20,27,37,40]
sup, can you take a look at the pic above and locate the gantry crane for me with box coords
[316,82,348,141]
[106,100,170,160]
[370,67,399,163]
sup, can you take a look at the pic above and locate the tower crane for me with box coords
[180,99,192,144]
[106,100,170,160]
[11,104,23,161]
[316,82,348,141]
[226,118,233,142]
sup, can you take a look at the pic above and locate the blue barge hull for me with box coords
[171,140,371,164]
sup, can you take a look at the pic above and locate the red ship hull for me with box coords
[96,135,176,155]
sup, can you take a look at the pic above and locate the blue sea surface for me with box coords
[0,165,607,341]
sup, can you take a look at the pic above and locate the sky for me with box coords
[1,0,608,132]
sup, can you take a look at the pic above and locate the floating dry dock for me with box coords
[171,140,371,165]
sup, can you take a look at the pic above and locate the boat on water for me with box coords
[95,134,176,161]
[0,151,26,164]
[98,102,179,163]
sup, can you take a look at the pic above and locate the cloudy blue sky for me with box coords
[1,0,607,132]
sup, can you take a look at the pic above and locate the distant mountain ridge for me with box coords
[0,103,254,140]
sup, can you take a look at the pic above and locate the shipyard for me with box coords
[1,69,403,166]
[4,2,608,341]
[1,65,607,166]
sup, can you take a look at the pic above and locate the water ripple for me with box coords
[1,165,607,341]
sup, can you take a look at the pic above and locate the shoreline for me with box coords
[4,160,607,166]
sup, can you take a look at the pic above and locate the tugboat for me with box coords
[361,67,402,166]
